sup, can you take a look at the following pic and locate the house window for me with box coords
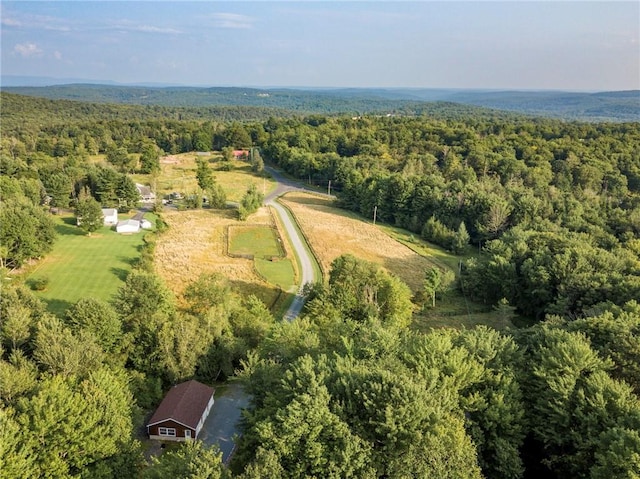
[158,427,176,437]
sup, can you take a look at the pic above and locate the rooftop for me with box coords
[147,380,215,429]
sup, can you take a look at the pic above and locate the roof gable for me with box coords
[147,380,214,429]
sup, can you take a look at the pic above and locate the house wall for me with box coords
[148,419,195,442]
[195,395,215,438]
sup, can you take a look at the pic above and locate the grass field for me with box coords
[228,225,284,258]
[278,192,517,330]
[26,213,151,316]
[279,192,443,292]
[154,206,295,310]
[255,258,296,291]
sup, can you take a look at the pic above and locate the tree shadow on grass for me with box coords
[116,255,137,266]
[55,220,86,237]
[110,267,130,282]
[228,279,281,311]
[43,297,73,318]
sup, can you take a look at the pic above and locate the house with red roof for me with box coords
[146,380,215,441]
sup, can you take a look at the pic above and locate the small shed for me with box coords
[147,380,215,442]
[140,219,153,230]
[102,208,118,226]
[116,219,140,234]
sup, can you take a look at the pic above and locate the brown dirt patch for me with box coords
[279,192,433,293]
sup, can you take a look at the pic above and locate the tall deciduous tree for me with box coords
[0,199,56,268]
[196,158,216,192]
[143,441,229,479]
[65,297,123,355]
[139,143,161,174]
[238,184,263,220]
[16,370,136,478]
[75,195,103,235]
[423,266,455,308]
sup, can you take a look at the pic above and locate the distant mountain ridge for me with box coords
[1,79,638,121]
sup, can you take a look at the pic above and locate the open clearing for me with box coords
[151,166,513,329]
[278,191,514,330]
[279,192,442,293]
[27,213,151,316]
[228,225,284,258]
[156,153,276,202]
[154,206,295,309]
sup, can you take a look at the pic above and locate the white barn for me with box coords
[116,219,140,234]
[102,208,118,226]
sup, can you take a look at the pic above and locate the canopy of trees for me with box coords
[1,93,639,477]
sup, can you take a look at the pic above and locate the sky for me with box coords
[1,1,639,91]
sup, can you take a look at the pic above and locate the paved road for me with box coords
[264,166,322,321]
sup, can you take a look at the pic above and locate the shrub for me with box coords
[31,276,50,291]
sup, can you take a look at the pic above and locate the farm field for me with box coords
[154,206,295,310]
[278,191,515,330]
[279,192,443,292]
[27,213,152,316]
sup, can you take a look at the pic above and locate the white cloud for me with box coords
[210,13,254,29]
[53,51,63,60]
[107,19,182,35]
[14,42,43,57]
[2,17,22,27]
[129,24,182,34]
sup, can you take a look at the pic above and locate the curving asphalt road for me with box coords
[264,166,323,321]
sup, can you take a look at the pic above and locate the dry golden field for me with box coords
[153,206,287,308]
[279,192,439,293]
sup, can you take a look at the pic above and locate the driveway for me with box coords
[264,166,324,320]
[199,166,324,462]
[199,382,250,463]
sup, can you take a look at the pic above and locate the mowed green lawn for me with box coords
[28,215,148,316]
[228,225,284,258]
[255,258,296,292]
[228,225,295,291]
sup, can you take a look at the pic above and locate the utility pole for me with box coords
[373,205,377,225]
[327,180,331,196]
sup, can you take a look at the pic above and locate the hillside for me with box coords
[3,83,638,121]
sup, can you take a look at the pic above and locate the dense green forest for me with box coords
[3,84,639,121]
[1,93,640,477]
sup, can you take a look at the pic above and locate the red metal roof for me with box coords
[147,380,214,429]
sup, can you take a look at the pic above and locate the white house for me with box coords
[116,219,140,234]
[136,184,156,203]
[102,208,118,226]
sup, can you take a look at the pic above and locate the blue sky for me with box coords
[1,1,638,90]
